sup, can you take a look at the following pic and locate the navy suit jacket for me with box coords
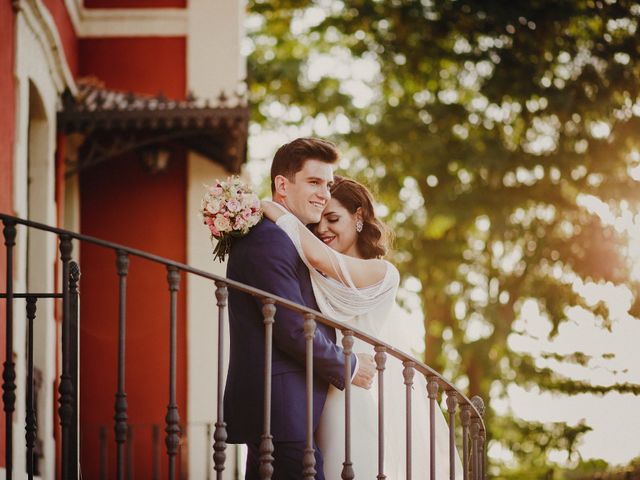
[224,219,355,443]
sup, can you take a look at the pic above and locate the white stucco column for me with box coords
[185,154,232,477]
[186,1,246,477]
[187,0,246,101]
[12,0,74,475]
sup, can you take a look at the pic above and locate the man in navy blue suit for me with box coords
[224,138,376,479]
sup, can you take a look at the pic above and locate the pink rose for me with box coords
[227,198,241,213]
[209,223,220,237]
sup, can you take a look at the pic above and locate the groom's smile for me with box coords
[279,159,334,224]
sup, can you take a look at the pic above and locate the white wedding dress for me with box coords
[275,212,463,479]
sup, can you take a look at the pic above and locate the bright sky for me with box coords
[244,4,640,468]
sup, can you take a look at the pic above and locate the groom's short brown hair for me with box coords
[270,138,340,192]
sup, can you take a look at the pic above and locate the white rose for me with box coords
[242,193,259,209]
[206,198,223,215]
[227,198,241,213]
[247,213,261,227]
[214,214,231,232]
[234,216,247,230]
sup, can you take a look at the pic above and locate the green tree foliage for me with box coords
[247,0,640,474]
[492,415,593,478]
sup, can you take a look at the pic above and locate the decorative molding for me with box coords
[63,0,188,38]
[80,8,188,37]
[14,0,77,95]
[63,0,82,34]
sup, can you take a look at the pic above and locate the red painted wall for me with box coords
[77,30,189,477]
[79,152,187,478]
[43,0,79,76]
[0,1,15,215]
[85,0,185,7]
[0,1,16,468]
[79,38,186,98]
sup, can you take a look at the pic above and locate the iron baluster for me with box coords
[69,261,81,474]
[461,405,471,480]
[471,396,485,480]
[58,234,75,480]
[126,425,134,480]
[303,313,317,479]
[341,331,355,480]
[152,424,161,480]
[100,426,108,480]
[3,219,16,479]
[259,299,275,480]
[480,429,486,480]
[25,296,37,480]
[214,281,228,478]
[165,266,181,480]
[114,250,129,480]
[445,391,459,480]
[403,361,415,480]
[374,346,387,480]
[427,377,439,480]
[470,418,480,480]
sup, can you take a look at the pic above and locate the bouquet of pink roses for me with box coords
[200,176,263,262]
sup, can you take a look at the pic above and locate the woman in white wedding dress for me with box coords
[263,176,462,479]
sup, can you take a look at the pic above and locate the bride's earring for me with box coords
[356,219,363,233]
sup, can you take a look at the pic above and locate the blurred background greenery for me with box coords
[243,0,640,477]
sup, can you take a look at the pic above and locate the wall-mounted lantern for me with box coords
[140,147,171,174]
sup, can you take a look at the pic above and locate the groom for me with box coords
[224,138,376,479]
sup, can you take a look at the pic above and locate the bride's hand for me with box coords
[352,353,375,390]
[261,200,286,222]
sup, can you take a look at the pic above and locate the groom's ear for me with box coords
[273,174,288,198]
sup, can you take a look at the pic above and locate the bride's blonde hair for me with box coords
[329,176,391,259]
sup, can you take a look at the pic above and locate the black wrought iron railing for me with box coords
[0,212,487,480]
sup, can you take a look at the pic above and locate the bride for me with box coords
[262,176,462,479]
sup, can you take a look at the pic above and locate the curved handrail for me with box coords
[0,212,485,427]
